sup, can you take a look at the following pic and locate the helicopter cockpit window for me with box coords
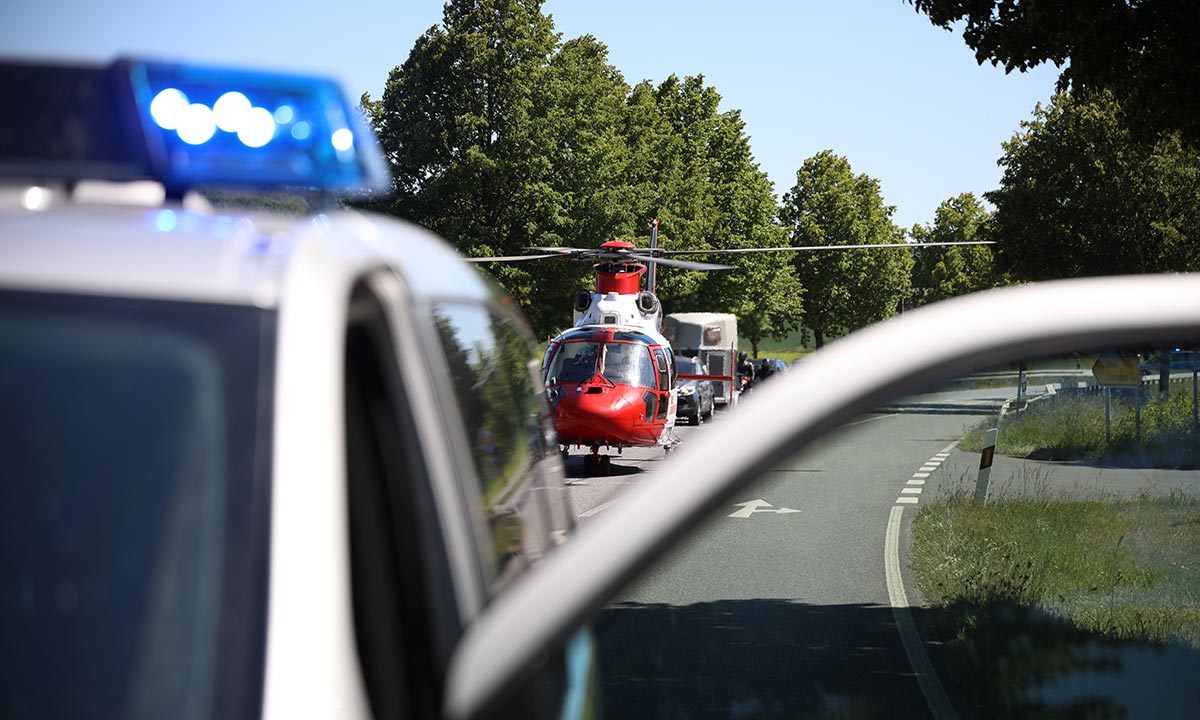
[601,342,656,389]
[549,342,601,385]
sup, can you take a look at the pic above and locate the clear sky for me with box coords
[2,0,1059,229]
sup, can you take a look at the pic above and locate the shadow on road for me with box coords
[595,598,1200,719]
[563,456,647,479]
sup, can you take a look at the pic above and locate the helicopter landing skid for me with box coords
[659,432,683,457]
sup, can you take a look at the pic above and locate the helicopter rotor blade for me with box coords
[658,240,995,256]
[464,253,568,263]
[621,253,736,271]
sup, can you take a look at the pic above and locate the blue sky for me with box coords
[3,0,1059,229]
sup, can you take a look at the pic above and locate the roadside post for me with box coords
[974,428,998,504]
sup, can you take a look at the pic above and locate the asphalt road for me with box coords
[567,387,1011,719]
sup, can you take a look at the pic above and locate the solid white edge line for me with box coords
[885,506,957,720]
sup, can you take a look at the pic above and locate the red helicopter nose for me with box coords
[552,382,659,447]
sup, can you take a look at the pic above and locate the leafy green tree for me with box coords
[909,193,1000,307]
[618,76,803,348]
[907,0,1200,146]
[366,4,799,339]
[779,151,912,349]
[988,90,1200,281]
[367,0,565,330]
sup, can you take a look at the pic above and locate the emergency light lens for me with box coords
[126,59,390,193]
[237,106,276,148]
[177,103,216,145]
[331,128,353,152]
[212,91,251,132]
[149,88,189,130]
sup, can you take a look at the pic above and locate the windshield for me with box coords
[601,342,656,389]
[547,341,601,384]
[0,291,272,720]
[578,345,1200,718]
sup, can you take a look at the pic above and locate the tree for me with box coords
[619,76,803,352]
[366,5,800,338]
[907,0,1200,146]
[987,90,1200,282]
[909,193,999,307]
[779,151,912,349]
[366,0,566,331]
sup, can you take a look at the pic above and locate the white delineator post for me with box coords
[974,427,998,504]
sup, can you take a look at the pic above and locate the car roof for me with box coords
[0,187,496,308]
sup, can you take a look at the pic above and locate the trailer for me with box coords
[662,312,739,407]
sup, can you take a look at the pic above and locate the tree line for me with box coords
[358,0,1200,350]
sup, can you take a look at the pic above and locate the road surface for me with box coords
[565,387,1010,718]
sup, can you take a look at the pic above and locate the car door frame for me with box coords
[439,273,1200,719]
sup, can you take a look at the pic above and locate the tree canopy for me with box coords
[907,0,1200,146]
[365,0,796,339]
[987,90,1200,281]
[909,193,998,307]
[779,151,912,349]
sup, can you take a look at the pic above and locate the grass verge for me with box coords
[960,392,1200,467]
[912,486,1200,649]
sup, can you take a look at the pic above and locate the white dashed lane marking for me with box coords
[893,440,959,507]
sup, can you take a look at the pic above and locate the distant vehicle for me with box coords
[755,357,789,383]
[1139,349,1200,375]
[662,312,739,406]
[674,355,715,424]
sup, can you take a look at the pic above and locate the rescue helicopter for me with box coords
[472,220,729,474]
[469,220,991,475]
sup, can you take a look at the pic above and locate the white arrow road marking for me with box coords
[729,499,802,518]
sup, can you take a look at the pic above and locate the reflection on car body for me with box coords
[674,355,715,424]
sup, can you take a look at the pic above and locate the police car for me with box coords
[0,58,581,719]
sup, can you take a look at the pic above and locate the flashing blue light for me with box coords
[331,128,354,152]
[177,103,217,145]
[237,106,276,148]
[149,88,189,130]
[212,91,251,132]
[125,59,390,194]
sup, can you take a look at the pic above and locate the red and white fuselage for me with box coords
[541,242,678,450]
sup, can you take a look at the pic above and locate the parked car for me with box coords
[674,355,715,424]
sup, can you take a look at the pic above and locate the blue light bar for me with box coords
[0,57,390,196]
[124,59,389,194]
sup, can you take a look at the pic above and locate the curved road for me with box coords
[565,387,1010,719]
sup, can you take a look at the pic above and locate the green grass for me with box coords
[961,392,1200,467]
[912,487,1200,648]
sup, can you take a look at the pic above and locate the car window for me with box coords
[429,302,570,596]
[0,290,272,720]
[591,343,1200,718]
